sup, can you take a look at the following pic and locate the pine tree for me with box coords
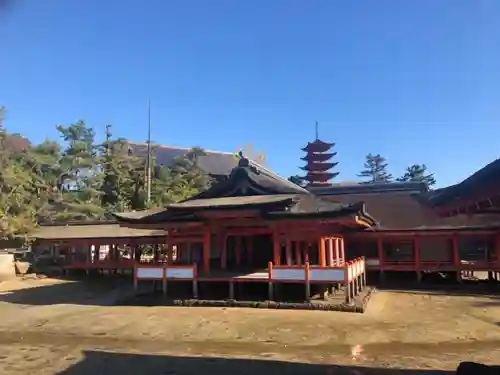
[358,153,393,183]
[397,164,436,187]
[54,121,105,221]
[0,106,217,238]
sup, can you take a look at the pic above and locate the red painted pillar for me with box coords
[247,237,253,264]
[452,234,460,266]
[221,235,227,269]
[334,238,340,265]
[319,237,326,267]
[377,236,384,266]
[273,230,281,265]
[286,237,292,265]
[340,238,345,262]
[414,236,421,269]
[203,229,211,274]
[235,236,242,266]
[295,241,302,265]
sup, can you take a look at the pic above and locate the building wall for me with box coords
[419,237,453,261]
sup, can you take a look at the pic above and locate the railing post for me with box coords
[305,262,310,302]
[162,262,167,296]
[133,263,138,293]
[344,261,351,304]
[192,262,199,298]
[268,261,274,301]
[362,256,367,289]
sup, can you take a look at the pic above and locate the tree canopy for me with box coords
[0,110,212,239]
[357,153,393,184]
[397,164,436,187]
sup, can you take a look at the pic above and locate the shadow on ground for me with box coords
[0,277,131,306]
[56,350,453,375]
[375,281,500,300]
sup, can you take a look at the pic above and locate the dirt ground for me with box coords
[0,278,500,374]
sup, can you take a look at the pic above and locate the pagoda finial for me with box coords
[315,121,319,140]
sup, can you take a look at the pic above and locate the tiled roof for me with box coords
[31,223,166,240]
[427,158,500,206]
[319,191,439,229]
[127,142,239,176]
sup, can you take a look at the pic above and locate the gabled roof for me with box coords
[426,158,500,207]
[113,157,376,226]
[319,190,439,229]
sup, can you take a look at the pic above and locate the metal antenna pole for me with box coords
[146,100,152,205]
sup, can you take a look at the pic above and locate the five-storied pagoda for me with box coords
[300,122,339,185]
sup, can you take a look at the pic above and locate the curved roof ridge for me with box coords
[127,141,236,156]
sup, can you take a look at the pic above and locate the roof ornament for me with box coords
[237,151,250,167]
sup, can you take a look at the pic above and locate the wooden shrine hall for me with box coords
[113,155,500,303]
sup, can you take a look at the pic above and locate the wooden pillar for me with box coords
[305,262,311,301]
[334,238,340,265]
[295,241,302,265]
[221,235,227,269]
[167,244,174,266]
[162,263,167,296]
[247,237,253,265]
[268,262,274,300]
[286,237,292,265]
[325,238,331,266]
[133,265,138,293]
[203,229,211,274]
[414,236,422,282]
[319,237,326,267]
[192,262,199,298]
[495,234,500,270]
[345,267,351,304]
[187,242,192,264]
[235,236,242,267]
[339,238,345,263]
[452,234,460,266]
[377,236,384,281]
[273,230,280,265]
[452,234,461,282]
[305,242,310,263]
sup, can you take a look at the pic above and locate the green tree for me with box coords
[97,136,146,212]
[358,153,393,183]
[0,107,40,238]
[53,121,105,221]
[158,147,212,203]
[0,106,216,238]
[397,164,436,187]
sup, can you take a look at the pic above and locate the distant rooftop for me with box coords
[128,141,241,176]
[308,181,429,196]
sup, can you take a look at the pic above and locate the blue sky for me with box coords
[1,0,500,187]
